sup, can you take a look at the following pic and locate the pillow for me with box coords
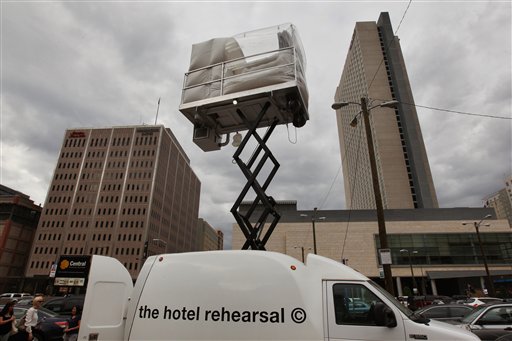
[189,37,244,71]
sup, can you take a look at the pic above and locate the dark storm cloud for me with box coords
[398,2,511,211]
[61,2,182,83]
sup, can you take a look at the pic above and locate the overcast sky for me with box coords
[1,1,511,249]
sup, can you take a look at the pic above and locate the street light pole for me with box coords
[301,209,325,255]
[294,246,305,262]
[361,97,395,296]
[400,249,418,294]
[312,207,318,254]
[294,246,311,262]
[331,97,397,296]
[463,215,495,297]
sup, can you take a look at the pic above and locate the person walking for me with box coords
[24,296,43,341]
[0,301,16,341]
[63,306,81,341]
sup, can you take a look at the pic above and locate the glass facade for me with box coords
[375,233,512,265]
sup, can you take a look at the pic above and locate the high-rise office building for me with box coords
[197,218,224,251]
[25,125,201,281]
[484,175,512,227]
[333,12,438,209]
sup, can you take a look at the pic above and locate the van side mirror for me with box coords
[373,302,397,328]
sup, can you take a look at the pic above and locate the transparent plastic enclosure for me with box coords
[179,23,309,151]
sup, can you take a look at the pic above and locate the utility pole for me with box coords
[301,208,325,255]
[463,215,495,297]
[294,246,305,262]
[401,249,418,294]
[474,221,495,297]
[361,97,395,296]
[312,207,318,254]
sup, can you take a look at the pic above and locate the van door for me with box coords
[324,281,406,341]
[78,255,133,341]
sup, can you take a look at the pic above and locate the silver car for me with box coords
[463,297,502,308]
[457,303,512,341]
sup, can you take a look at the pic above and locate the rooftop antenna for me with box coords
[154,97,161,125]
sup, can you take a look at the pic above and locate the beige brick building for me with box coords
[25,125,201,285]
[233,202,512,297]
[333,13,438,209]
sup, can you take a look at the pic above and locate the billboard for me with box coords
[54,255,91,287]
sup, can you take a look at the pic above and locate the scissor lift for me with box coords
[179,24,309,249]
[230,102,280,250]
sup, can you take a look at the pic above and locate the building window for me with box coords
[375,232,512,266]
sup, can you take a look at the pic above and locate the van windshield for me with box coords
[368,281,416,318]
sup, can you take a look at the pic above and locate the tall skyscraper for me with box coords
[334,12,438,209]
[25,125,201,280]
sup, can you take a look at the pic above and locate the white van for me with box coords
[78,251,478,340]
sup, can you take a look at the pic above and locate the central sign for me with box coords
[54,255,91,287]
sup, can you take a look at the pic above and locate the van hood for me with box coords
[404,318,480,340]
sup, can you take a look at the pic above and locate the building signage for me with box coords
[54,278,86,286]
[69,131,86,138]
[379,249,392,265]
[136,127,159,136]
[54,255,91,287]
[49,263,57,278]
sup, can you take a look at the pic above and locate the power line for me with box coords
[370,96,511,120]
[371,97,511,120]
[404,102,511,120]
[367,0,413,94]
[313,106,364,257]
[317,163,341,210]
[340,121,365,259]
[395,0,413,35]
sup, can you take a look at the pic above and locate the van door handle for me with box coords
[504,327,512,331]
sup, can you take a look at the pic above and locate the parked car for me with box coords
[0,294,33,306]
[14,297,35,305]
[0,293,31,299]
[456,303,512,341]
[11,304,67,341]
[348,300,371,313]
[42,295,84,316]
[416,304,474,323]
[463,297,502,308]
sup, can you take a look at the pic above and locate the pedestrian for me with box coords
[24,296,43,341]
[63,306,81,341]
[0,301,16,341]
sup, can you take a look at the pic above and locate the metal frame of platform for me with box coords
[230,101,281,250]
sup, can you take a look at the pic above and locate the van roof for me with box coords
[148,250,369,282]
